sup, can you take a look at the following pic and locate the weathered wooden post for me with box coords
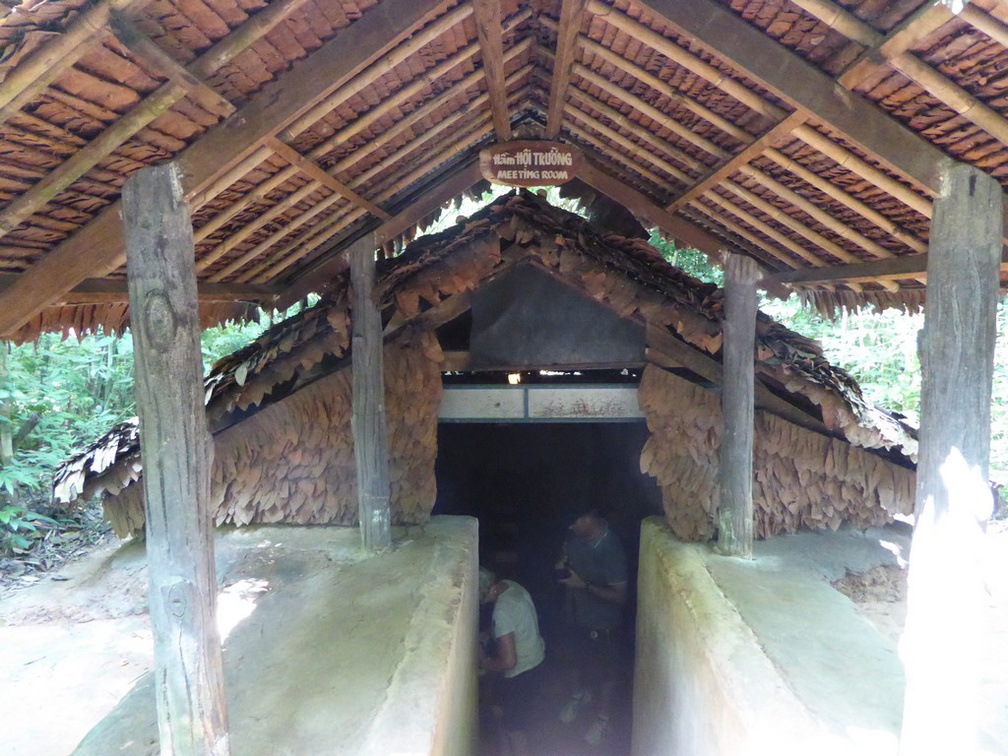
[350,232,392,552]
[717,252,760,558]
[123,163,230,755]
[899,162,1001,755]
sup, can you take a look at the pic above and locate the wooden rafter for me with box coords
[545,0,589,138]
[0,0,445,338]
[276,159,485,309]
[799,0,1008,149]
[578,159,741,262]
[472,0,512,141]
[636,0,953,195]
[109,14,236,119]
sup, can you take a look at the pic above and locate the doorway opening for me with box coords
[434,420,662,754]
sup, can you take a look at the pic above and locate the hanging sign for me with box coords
[479,141,583,187]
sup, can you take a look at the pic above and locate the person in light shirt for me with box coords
[479,567,545,754]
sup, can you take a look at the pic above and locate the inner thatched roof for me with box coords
[53,190,917,507]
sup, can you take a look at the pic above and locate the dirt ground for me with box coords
[2,522,1007,756]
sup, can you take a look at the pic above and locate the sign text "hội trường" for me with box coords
[479,141,584,187]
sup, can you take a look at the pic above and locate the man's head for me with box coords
[568,505,605,540]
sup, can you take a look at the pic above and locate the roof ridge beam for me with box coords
[473,0,513,141]
[545,0,589,138]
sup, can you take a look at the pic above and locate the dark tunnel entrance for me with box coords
[434,420,663,754]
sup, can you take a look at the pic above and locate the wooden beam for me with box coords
[901,161,1001,756]
[0,0,444,338]
[122,163,229,753]
[636,0,952,194]
[275,159,485,309]
[109,14,236,119]
[266,137,390,219]
[665,113,806,213]
[578,160,739,261]
[350,233,392,552]
[718,252,760,558]
[545,0,588,138]
[0,275,277,305]
[472,0,512,141]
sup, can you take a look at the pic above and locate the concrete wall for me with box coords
[632,517,902,756]
[74,516,478,756]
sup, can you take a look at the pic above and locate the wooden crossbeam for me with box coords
[638,0,952,195]
[578,159,742,263]
[665,113,806,213]
[473,0,513,141]
[0,275,277,305]
[0,0,444,338]
[109,14,235,119]
[266,137,390,219]
[545,0,589,138]
[275,159,485,309]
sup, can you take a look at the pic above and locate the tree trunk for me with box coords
[123,162,230,755]
[717,252,760,558]
[350,232,392,552]
[899,162,1001,755]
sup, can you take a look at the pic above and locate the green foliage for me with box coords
[648,230,724,285]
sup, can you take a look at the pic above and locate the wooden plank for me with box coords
[545,0,588,138]
[637,0,952,194]
[472,0,512,141]
[900,162,1001,756]
[122,163,229,754]
[350,233,392,552]
[717,253,759,558]
[0,0,443,338]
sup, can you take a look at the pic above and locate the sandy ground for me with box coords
[2,522,1007,755]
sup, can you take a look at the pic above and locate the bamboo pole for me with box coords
[0,0,140,127]
[0,81,188,237]
[762,147,928,253]
[792,125,933,217]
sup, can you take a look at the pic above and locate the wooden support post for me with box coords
[899,163,1001,755]
[123,163,230,755]
[350,232,392,552]
[717,252,760,558]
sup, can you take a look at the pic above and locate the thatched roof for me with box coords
[2,0,1007,343]
[53,190,916,512]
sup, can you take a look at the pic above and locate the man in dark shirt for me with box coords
[556,505,628,745]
